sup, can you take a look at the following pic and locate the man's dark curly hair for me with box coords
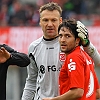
[58,18,82,46]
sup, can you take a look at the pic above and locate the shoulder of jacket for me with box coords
[28,37,43,54]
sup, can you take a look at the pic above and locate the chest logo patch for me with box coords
[59,52,66,62]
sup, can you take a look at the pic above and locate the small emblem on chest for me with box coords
[59,52,66,62]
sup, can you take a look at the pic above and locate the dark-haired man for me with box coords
[0,44,30,100]
[43,18,100,100]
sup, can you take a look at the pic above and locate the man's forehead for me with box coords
[40,10,60,17]
[60,27,69,32]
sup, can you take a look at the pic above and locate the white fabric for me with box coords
[84,42,100,67]
[22,36,64,100]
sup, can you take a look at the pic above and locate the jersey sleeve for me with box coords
[21,44,38,100]
[83,42,100,67]
[3,44,30,67]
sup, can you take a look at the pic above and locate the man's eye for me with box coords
[66,35,71,38]
[43,19,48,22]
[52,19,57,22]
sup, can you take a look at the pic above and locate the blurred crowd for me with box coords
[0,0,100,27]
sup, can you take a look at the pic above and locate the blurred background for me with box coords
[0,0,100,100]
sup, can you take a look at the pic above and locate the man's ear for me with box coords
[76,38,81,46]
[60,17,62,24]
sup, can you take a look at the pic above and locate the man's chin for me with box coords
[61,49,66,53]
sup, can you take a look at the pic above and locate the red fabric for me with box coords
[59,46,97,100]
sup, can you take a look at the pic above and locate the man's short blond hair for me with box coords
[39,2,62,17]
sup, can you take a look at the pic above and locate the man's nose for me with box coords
[48,21,52,26]
[61,36,66,42]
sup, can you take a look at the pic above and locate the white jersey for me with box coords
[22,36,65,100]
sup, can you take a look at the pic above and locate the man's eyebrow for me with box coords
[60,27,68,32]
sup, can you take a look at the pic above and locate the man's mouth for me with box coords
[47,29,54,32]
[61,44,67,48]
[47,28,53,30]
